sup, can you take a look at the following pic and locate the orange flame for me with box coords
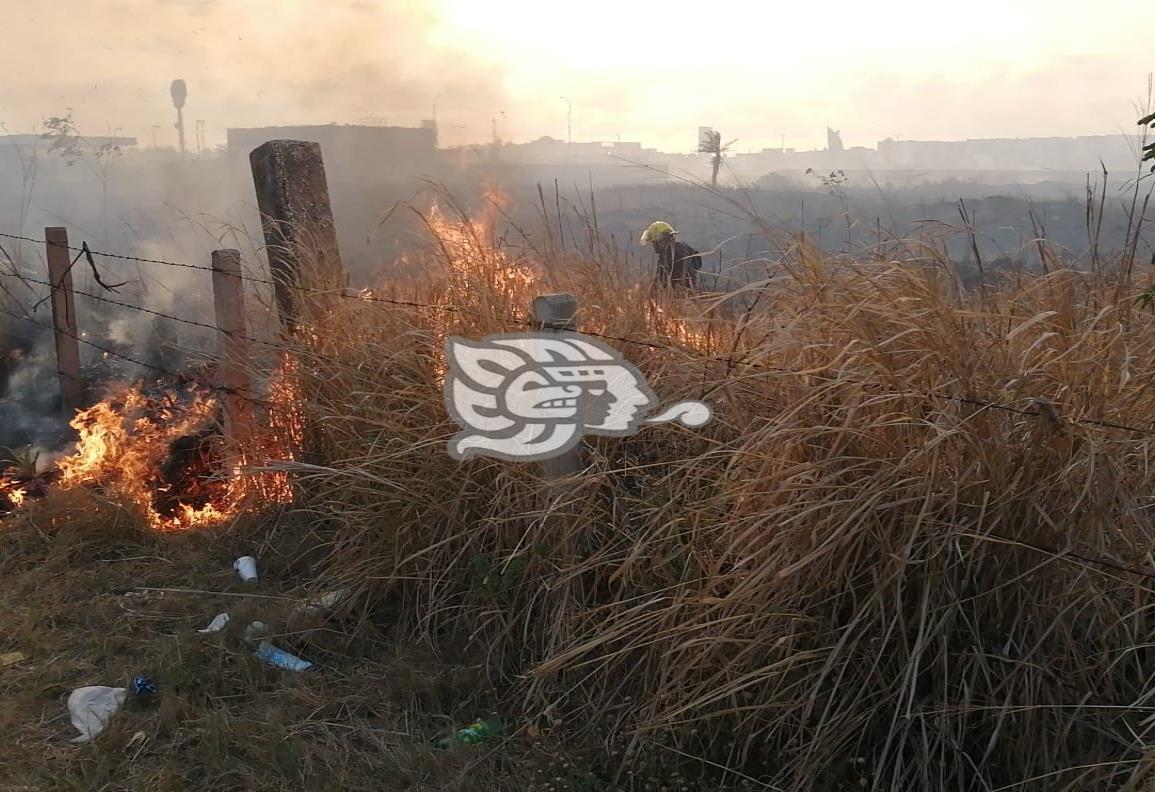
[425,183,540,385]
[649,302,713,353]
[430,184,536,303]
[55,372,298,531]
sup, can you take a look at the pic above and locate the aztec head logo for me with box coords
[444,332,712,462]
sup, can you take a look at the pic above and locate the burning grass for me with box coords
[262,205,1155,790]
[55,382,224,530]
[43,371,299,532]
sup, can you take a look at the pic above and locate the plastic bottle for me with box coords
[436,718,502,749]
[254,641,313,672]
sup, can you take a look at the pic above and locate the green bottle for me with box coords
[436,718,503,750]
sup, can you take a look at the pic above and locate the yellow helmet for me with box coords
[640,220,676,245]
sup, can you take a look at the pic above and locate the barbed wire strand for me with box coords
[0,231,467,313]
[0,303,270,408]
[0,231,215,273]
[0,270,285,349]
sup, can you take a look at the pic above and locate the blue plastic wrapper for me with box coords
[130,676,159,696]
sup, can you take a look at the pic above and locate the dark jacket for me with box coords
[656,240,701,289]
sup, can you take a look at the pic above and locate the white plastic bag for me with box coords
[68,686,128,743]
[197,612,230,634]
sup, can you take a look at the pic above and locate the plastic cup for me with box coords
[233,556,258,582]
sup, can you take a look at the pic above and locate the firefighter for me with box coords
[640,220,701,290]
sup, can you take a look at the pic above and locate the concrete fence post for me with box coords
[248,139,344,332]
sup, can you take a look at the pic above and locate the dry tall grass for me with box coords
[264,204,1155,790]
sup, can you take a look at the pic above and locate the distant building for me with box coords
[448,136,670,187]
[225,123,438,181]
[876,135,1137,172]
[221,122,1145,188]
[724,130,1143,183]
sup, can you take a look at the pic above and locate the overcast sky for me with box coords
[2,0,1153,152]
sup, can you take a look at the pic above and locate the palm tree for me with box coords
[697,127,737,187]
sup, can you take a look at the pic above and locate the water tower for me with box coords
[170,79,187,154]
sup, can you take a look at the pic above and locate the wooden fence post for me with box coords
[210,249,254,454]
[533,292,582,478]
[248,140,344,332]
[45,227,83,412]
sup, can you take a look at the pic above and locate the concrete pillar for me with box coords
[249,140,344,332]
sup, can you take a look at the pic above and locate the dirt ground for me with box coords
[0,487,532,792]
[0,488,754,792]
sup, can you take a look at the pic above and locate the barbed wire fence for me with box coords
[1,229,1151,439]
[3,223,1155,585]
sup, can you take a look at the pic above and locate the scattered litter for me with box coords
[436,718,504,750]
[242,620,270,646]
[309,589,348,611]
[197,612,230,634]
[292,588,348,619]
[0,651,26,667]
[130,676,159,696]
[239,620,311,671]
[254,641,313,672]
[233,556,259,582]
[126,730,148,757]
[68,686,128,743]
